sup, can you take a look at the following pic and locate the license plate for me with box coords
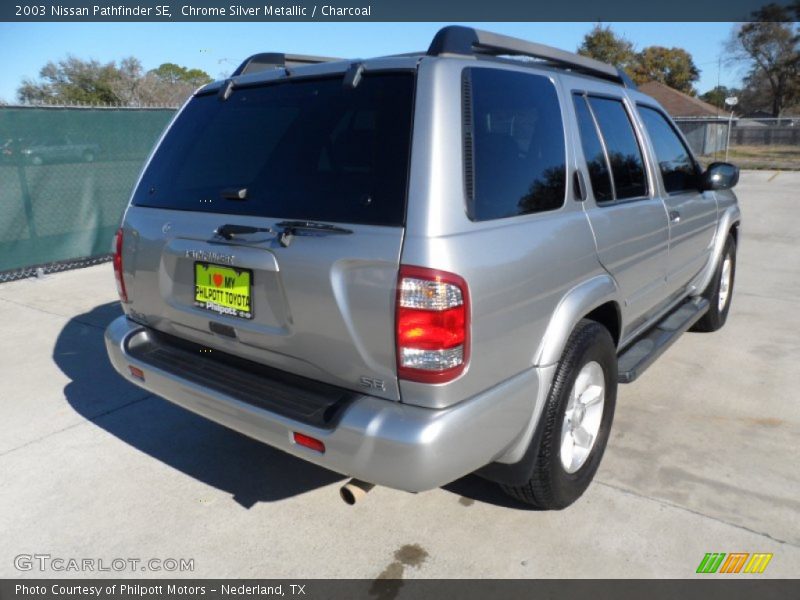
[194,262,253,320]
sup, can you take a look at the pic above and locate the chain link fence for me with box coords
[675,116,800,170]
[0,104,176,282]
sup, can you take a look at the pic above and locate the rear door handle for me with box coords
[573,170,587,201]
[669,210,681,223]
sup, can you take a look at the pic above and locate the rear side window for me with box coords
[586,96,647,200]
[638,105,700,194]
[132,74,415,226]
[573,94,613,203]
[464,68,566,221]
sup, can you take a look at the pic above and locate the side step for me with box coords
[617,297,709,383]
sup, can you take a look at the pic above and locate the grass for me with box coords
[700,145,800,170]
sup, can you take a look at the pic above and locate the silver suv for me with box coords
[105,26,741,509]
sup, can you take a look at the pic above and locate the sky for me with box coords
[0,22,745,102]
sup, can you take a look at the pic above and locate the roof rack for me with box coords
[427,26,635,88]
[232,53,343,77]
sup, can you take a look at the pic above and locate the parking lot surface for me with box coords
[1,171,798,578]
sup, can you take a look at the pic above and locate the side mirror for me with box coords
[702,162,739,191]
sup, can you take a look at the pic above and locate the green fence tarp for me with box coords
[0,106,176,274]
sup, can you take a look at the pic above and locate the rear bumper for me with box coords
[105,315,538,492]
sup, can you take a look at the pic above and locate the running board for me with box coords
[617,297,710,383]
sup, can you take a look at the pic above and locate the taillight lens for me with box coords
[113,228,128,303]
[293,432,325,453]
[396,265,470,383]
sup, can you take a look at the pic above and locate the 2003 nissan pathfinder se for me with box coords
[106,26,740,508]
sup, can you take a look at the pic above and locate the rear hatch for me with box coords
[120,71,415,400]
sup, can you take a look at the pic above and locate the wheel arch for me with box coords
[534,274,621,366]
[729,221,739,245]
[480,293,621,486]
[584,301,621,348]
[690,204,741,297]
[480,274,621,480]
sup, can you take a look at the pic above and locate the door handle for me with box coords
[573,170,587,201]
[669,210,681,223]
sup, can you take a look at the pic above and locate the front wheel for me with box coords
[691,233,736,332]
[502,319,617,509]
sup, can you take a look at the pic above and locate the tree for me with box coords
[108,61,212,106]
[18,56,120,104]
[700,85,731,108]
[17,57,213,106]
[578,24,636,70]
[578,24,701,94]
[726,4,799,117]
[110,57,147,106]
[142,63,213,105]
[150,63,211,87]
[631,46,700,94]
[700,85,740,109]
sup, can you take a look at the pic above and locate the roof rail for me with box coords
[232,53,343,77]
[427,26,635,88]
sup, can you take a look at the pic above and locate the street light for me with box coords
[724,96,738,162]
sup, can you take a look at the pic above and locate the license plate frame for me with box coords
[193,262,253,320]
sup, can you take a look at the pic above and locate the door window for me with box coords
[572,94,614,203]
[586,96,648,200]
[638,105,700,194]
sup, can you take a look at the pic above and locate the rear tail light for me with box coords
[293,432,325,453]
[396,265,470,384]
[113,227,128,303]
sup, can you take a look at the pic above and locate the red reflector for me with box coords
[128,365,145,380]
[293,432,325,453]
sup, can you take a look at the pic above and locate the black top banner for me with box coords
[1,0,795,22]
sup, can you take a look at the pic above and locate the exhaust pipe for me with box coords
[340,479,375,505]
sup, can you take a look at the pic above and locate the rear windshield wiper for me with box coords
[275,220,353,247]
[214,221,352,246]
[220,187,248,200]
[215,224,273,240]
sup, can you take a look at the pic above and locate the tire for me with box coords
[30,155,43,166]
[691,233,736,333]
[502,319,617,509]
[83,150,95,163]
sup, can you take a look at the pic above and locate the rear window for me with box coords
[464,68,566,221]
[133,73,415,226]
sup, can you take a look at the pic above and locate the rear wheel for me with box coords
[83,150,95,163]
[502,319,617,509]
[691,233,736,332]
